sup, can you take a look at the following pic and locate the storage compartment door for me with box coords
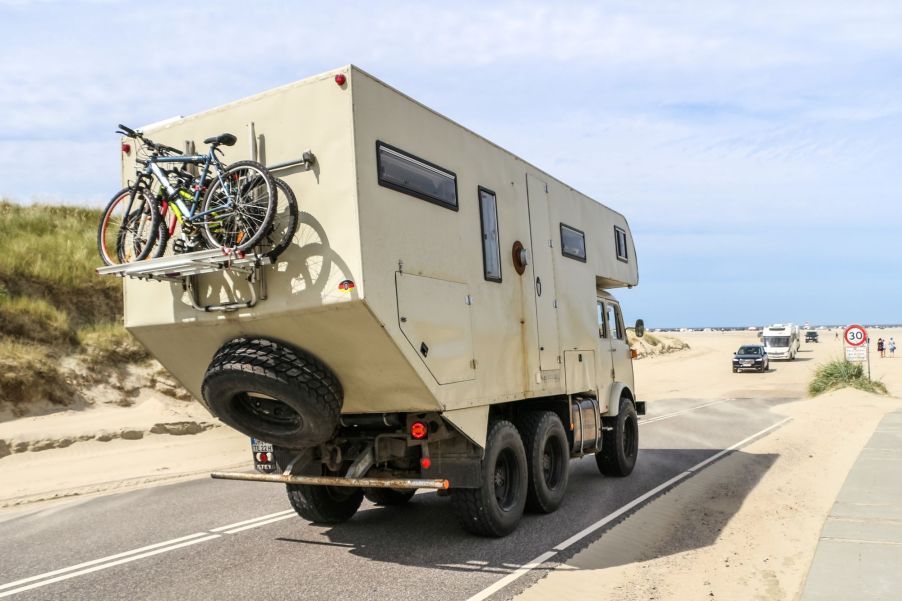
[527,173,561,371]
[396,272,475,384]
[564,350,596,395]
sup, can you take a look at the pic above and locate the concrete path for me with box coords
[801,410,902,601]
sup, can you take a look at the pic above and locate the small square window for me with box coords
[560,224,586,262]
[614,226,629,262]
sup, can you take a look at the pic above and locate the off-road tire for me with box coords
[596,397,639,477]
[287,482,363,524]
[363,488,416,506]
[451,420,528,537]
[516,411,569,513]
[202,337,342,449]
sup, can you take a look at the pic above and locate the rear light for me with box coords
[410,421,428,440]
[420,457,431,469]
[121,142,131,154]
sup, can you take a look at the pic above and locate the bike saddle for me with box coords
[204,133,237,146]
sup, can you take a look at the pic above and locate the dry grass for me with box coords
[77,323,149,367]
[0,338,77,412]
[0,201,121,327]
[0,294,76,346]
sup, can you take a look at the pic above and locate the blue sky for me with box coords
[2,0,901,327]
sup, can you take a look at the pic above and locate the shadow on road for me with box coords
[273,448,777,575]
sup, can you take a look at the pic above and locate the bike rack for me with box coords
[96,248,271,312]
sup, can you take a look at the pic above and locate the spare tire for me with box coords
[202,337,342,449]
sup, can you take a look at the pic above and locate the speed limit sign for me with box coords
[844,324,867,347]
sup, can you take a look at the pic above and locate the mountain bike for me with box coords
[98,125,277,265]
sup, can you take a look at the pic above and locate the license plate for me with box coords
[250,438,276,473]
[742,361,753,366]
[251,438,273,453]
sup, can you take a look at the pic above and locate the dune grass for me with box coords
[808,359,888,396]
[0,201,121,328]
[77,323,149,367]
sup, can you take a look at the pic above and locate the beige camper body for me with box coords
[114,66,643,535]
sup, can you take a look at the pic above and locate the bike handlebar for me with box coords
[116,124,181,156]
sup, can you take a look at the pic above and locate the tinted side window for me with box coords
[478,188,502,282]
[560,224,586,262]
[376,141,458,210]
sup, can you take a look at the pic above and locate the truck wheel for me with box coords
[202,337,342,449]
[451,420,528,537]
[286,482,363,524]
[516,411,569,513]
[363,488,416,506]
[596,397,639,477]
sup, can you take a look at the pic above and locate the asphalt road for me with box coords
[0,396,793,601]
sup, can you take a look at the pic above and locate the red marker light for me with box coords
[410,421,428,440]
[420,457,431,469]
[335,73,347,86]
[121,142,131,154]
[338,279,355,292]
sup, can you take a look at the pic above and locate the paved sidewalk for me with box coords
[801,410,902,600]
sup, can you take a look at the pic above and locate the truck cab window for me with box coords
[478,187,501,282]
[597,300,607,338]
[605,303,622,340]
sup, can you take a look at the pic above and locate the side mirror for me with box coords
[635,319,645,337]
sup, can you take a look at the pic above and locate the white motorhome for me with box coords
[102,66,646,537]
[762,323,800,360]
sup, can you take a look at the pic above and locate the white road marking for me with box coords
[465,416,793,601]
[210,509,295,532]
[0,535,221,598]
[0,531,211,592]
[222,513,297,534]
[639,399,727,425]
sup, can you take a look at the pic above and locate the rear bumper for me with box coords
[211,471,449,489]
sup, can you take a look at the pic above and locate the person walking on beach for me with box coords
[890,337,896,358]
[877,337,885,358]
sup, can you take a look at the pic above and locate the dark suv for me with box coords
[805,331,819,343]
[732,344,769,373]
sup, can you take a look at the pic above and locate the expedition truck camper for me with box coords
[105,66,646,537]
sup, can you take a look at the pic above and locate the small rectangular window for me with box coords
[614,226,629,262]
[560,223,586,262]
[478,187,502,282]
[606,303,622,340]
[376,141,457,210]
[597,300,607,338]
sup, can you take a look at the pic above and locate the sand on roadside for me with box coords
[515,328,902,601]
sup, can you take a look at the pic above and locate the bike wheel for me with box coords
[199,160,276,252]
[256,177,299,260]
[97,185,162,265]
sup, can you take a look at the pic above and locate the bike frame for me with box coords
[139,148,232,226]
